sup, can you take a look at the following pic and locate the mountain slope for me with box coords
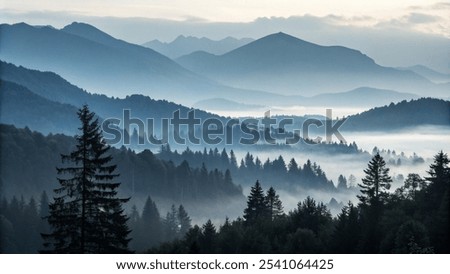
[0,124,244,203]
[0,80,79,134]
[193,98,266,111]
[343,98,450,131]
[0,22,259,105]
[142,35,254,58]
[397,65,450,84]
[177,32,445,97]
[0,61,223,134]
[307,87,418,107]
[2,61,445,139]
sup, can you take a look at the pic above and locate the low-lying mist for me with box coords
[228,125,449,219]
[343,125,450,159]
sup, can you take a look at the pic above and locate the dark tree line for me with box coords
[0,124,243,203]
[158,145,336,191]
[1,147,448,253]
[371,146,425,166]
[128,196,193,252]
[0,193,194,254]
[0,192,49,253]
[152,151,450,254]
[1,104,448,254]
[116,149,242,202]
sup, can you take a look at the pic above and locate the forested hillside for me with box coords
[0,124,243,201]
[152,152,450,254]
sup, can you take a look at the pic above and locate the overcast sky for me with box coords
[1,0,449,72]
[2,0,449,38]
[1,0,446,22]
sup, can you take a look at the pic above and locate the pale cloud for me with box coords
[429,2,450,10]
[406,13,440,24]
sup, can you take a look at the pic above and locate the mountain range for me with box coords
[341,98,450,131]
[1,61,448,140]
[0,22,260,104]
[397,65,450,84]
[1,22,447,108]
[0,61,222,135]
[177,32,448,97]
[194,87,419,111]
[142,35,254,58]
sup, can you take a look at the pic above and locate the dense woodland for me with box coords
[1,149,448,253]
[158,145,336,190]
[0,106,448,253]
[151,152,450,254]
[0,124,242,202]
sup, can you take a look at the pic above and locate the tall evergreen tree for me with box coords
[164,204,179,241]
[426,151,450,202]
[287,158,299,176]
[178,205,192,236]
[425,151,450,253]
[41,105,131,253]
[337,175,348,190]
[332,202,360,253]
[229,150,238,171]
[265,187,284,220]
[200,219,217,253]
[357,153,392,253]
[140,196,162,248]
[243,180,268,224]
[358,153,392,207]
[348,174,357,187]
[39,191,49,218]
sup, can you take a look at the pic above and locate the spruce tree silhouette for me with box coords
[41,105,131,253]
[357,153,392,253]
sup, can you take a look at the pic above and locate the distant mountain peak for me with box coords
[261,31,311,44]
[62,22,105,35]
[64,21,88,27]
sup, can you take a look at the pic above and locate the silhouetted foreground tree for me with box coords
[41,105,131,253]
[357,153,392,253]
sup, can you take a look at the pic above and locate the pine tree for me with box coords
[332,202,360,253]
[39,191,49,218]
[425,151,450,253]
[243,180,268,224]
[178,205,192,236]
[141,196,162,248]
[23,197,40,253]
[41,105,131,253]
[229,150,238,171]
[348,174,356,187]
[220,148,229,168]
[337,175,348,190]
[292,196,331,235]
[287,158,299,176]
[265,187,284,220]
[200,219,217,253]
[244,153,255,171]
[426,151,450,202]
[358,153,392,207]
[357,153,392,253]
[164,204,179,241]
[127,205,142,252]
